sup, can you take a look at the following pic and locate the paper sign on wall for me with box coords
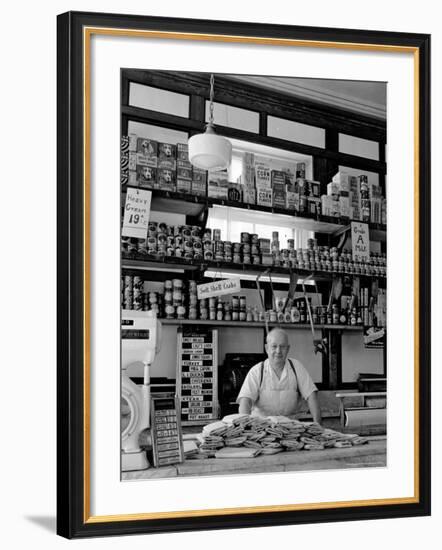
[351,221,370,262]
[197,278,241,299]
[122,187,152,239]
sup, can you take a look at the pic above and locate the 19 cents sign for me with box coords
[122,187,152,239]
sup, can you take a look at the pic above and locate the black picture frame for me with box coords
[57,10,431,539]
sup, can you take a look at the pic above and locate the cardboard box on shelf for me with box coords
[339,196,351,218]
[136,165,157,188]
[331,199,341,217]
[157,168,176,191]
[158,142,177,160]
[308,197,321,216]
[272,182,287,209]
[192,169,207,197]
[296,162,306,179]
[128,134,138,152]
[327,182,340,198]
[255,161,271,188]
[259,238,271,253]
[308,180,321,198]
[256,184,272,207]
[371,198,382,223]
[176,179,192,194]
[242,186,256,205]
[177,143,190,162]
[177,166,192,181]
[321,195,333,217]
[227,183,243,203]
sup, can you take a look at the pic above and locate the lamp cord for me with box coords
[209,74,215,126]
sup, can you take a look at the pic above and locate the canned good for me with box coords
[203,239,213,251]
[224,254,232,263]
[182,225,191,238]
[172,279,183,289]
[233,253,241,263]
[183,239,193,252]
[177,305,186,319]
[148,222,158,234]
[124,275,133,288]
[133,276,143,290]
[243,254,251,264]
[173,225,182,236]
[233,242,242,253]
[213,229,221,241]
[215,253,224,262]
[188,280,197,291]
[157,222,168,234]
[214,241,224,253]
[250,234,259,244]
[209,297,217,308]
[232,311,239,321]
[184,251,193,260]
[231,296,239,310]
[251,244,260,255]
[193,252,203,261]
[209,309,216,321]
[287,239,295,249]
[189,294,198,307]
[166,247,174,256]
[175,247,184,258]
[200,308,208,320]
[203,228,212,240]
[127,238,138,254]
[239,311,246,321]
[165,304,175,319]
[157,233,167,245]
[239,296,246,309]
[191,226,201,238]
[189,307,197,320]
[203,250,213,261]
[242,244,250,255]
[240,232,250,244]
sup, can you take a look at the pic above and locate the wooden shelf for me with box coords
[122,188,387,237]
[121,253,386,280]
[159,319,363,330]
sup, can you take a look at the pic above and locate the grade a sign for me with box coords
[122,187,152,239]
[351,221,370,262]
[197,278,241,299]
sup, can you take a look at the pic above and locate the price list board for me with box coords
[176,328,219,426]
[150,396,184,467]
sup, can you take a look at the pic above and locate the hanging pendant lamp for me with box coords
[188,74,232,171]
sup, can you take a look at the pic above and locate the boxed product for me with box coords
[321,195,333,217]
[337,180,350,197]
[381,198,387,225]
[296,162,306,179]
[327,182,340,198]
[227,183,242,202]
[137,138,158,163]
[208,170,229,199]
[368,182,382,199]
[339,196,351,218]
[177,143,190,162]
[128,134,138,152]
[308,197,321,216]
[307,180,321,198]
[255,161,271,188]
[177,164,192,181]
[261,253,273,266]
[242,153,255,187]
[272,182,287,209]
[157,168,176,191]
[158,142,176,160]
[349,176,362,220]
[192,169,207,196]
[136,165,157,188]
[371,198,382,223]
[331,199,341,217]
[128,171,137,186]
[176,180,192,193]
[258,238,271,253]
[256,184,272,207]
[128,152,137,171]
[242,185,256,205]
[286,180,299,211]
[332,171,350,184]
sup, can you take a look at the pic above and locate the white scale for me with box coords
[121,310,162,471]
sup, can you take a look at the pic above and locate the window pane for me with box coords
[129,83,189,118]
[127,121,188,144]
[205,101,259,133]
[229,221,254,243]
[339,133,379,160]
[268,116,325,148]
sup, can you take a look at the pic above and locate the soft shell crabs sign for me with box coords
[197,278,241,299]
[351,221,370,262]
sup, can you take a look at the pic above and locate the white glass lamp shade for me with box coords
[188,126,232,171]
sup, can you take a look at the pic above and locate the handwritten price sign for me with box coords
[197,278,241,299]
[351,221,370,262]
[122,188,152,239]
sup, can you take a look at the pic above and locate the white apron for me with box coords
[251,360,300,418]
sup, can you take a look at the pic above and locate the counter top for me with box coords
[122,437,386,480]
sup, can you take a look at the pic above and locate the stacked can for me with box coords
[240,232,251,265]
[122,275,133,309]
[188,280,198,320]
[203,228,214,261]
[271,231,280,266]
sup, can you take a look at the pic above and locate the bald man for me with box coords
[237,328,322,423]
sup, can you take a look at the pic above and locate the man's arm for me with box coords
[307,391,322,424]
[238,397,253,415]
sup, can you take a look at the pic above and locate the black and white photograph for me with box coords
[120,69,388,480]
